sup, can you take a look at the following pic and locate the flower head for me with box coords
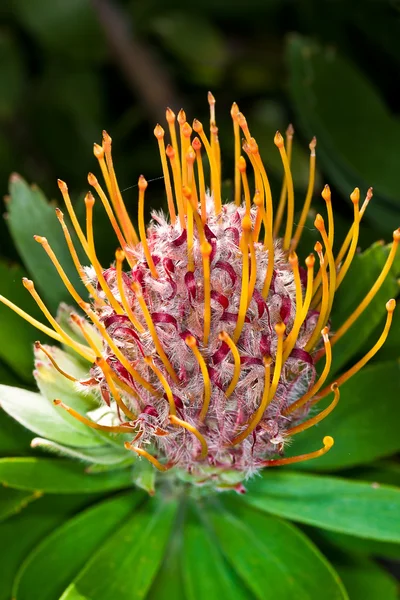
[1,95,398,491]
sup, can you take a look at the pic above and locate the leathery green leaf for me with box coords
[243,471,400,542]
[0,457,134,494]
[59,497,177,600]
[332,555,398,600]
[13,491,143,600]
[206,498,347,600]
[0,486,38,523]
[287,361,400,470]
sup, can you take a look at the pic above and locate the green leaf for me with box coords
[30,437,130,466]
[148,525,185,600]
[314,529,400,562]
[0,486,38,523]
[287,361,400,470]
[0,457,134,494]
[0,409,33,457]
[243,471,400,542]
[59,497,177,600]
[0,260,47,382]
[0,385,104,448]
[329,242,399,375]
[206,498,347,599]
[7,175,88,313]
[332,555,398,600]
[13,491,143,600]
[286,34,400,232]
[182,502,250,600]
[0,493,100,600]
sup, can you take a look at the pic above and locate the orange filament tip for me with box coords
[192,119,203,133]
[22,277,34,291]
[115,248,125,262]
[306,253,315,268]
[57,179,68,193]
[286,123,295,137]
[263,356,272,367]
[238,156,247,172]
[321,184,331,202]
[87,172,98,186]
[185,335,197,349]
[289,252,298,266]
[55,207,63,219]
[275,322,286,335]
[165,144,175,159]
[241,214,252,232]
[192,136,202,151]
[231,102,239,118]
[85,192,95,208]
[200,241,212,257]
[93,143,104,159]
[177,109,186,125]
[309,136,317,152]
[208,91,216,105]
[350,187,360,203]
[182,122,192,138]
[314,241,323,254]
[33,235,46,245]
[393,228,400,242]
[387,298,396,312]
[166,107,176,123]
[138,175,148,190]
[154,124,164,139]
[314,214,325,231]
[253,191,262,206]
[102,129,112,146]
[186,147,196,163]
[274,131,284,148]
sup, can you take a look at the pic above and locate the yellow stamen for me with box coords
[208,92,221,180]
[273,124,294,238]
[305,243,329,352]
[185,335,211,422]
[137,175,159,279]
[177,109,188,184]
[268,322,286,403]
[132,283,178,383]
[282,252,305,362]
[231,102,242,207]
[253,191,264,243]
[169,414,208,459]
[291,137,317,251]
[192,136,207,224]
[33,235,84,307]
[314,213,336,320]
[35,341,78,382]
[55,208,102,303]
[54,399,134,434]
[101,360,137,420]
[274,131,295,251]
[285,383,339,436]
[236,112,251,142]
[153,124,176,225]
[316,299,396,401]
[285,326,332,415]
[238,156,251,217]
[331,228,400,347]
[218,331,241,399]
[84,192,125,315]
[115,249,144,332]
[81,302,158,396]
[22,278,95,362]
[184,187,207,246]
[230,357,272,446]
[102,131,139,246]
[93,142,112,197]
[247,225,257,309]
[185,150,197,272]
[124,443,172,471]
[335,187,373,267]
[233,216,252,343]
[181,120,193,189]
[192,119,222,214]
[57,179,91,256]
[165,143,185,229]
[321,184,334,249]
[166,107,181,176]
[144,356,176,416]
[335,188,360,290]
[87,172,133,265]
[0,294,65,344]
[200,241,212,346]
[261,436,334,467]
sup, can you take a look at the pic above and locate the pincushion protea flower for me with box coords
[1,93,398,492]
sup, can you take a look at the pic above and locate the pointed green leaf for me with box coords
[244,471,400,542]
[0,493,100,600]
[182,502,251,600]
[30,437,130,465]
[7,175,87,312]
[288,361,400,470]
[0,409,33,457]
[148,527,185,600]
[332,555,398,600]
[59,497,177,600]
[0,457,134,494]
[206,498,347,599]
[0,486,38,523]
[13,492,143,600]
[0,385,104,448]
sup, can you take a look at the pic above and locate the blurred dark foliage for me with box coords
[0,0,399,261]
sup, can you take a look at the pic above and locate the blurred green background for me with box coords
[0,0,399,279]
